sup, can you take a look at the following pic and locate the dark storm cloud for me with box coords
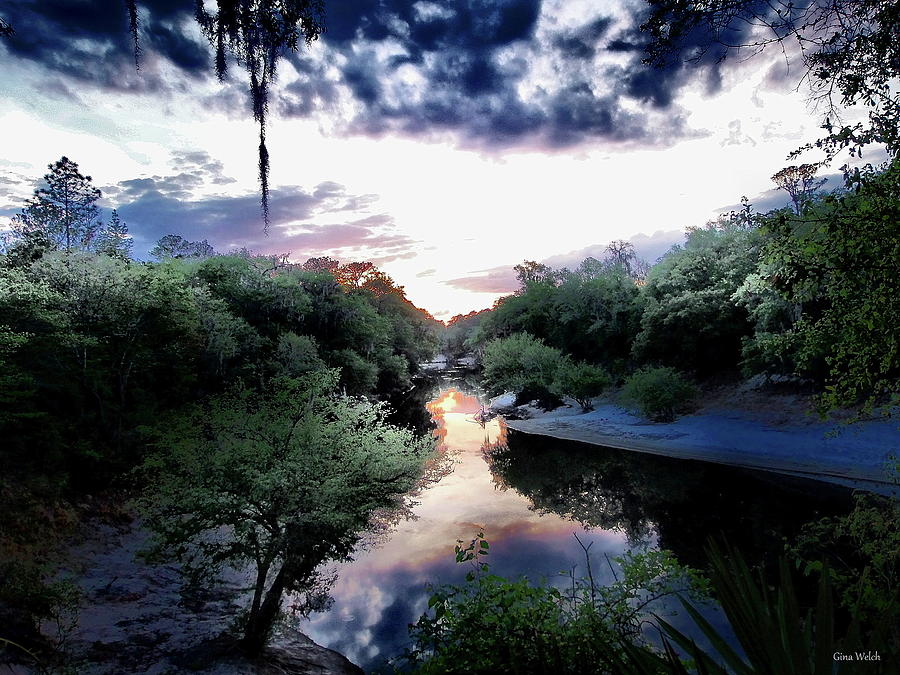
[5,0,757,150]
[111,154,418,261]
[275,0,742,149]
[552,16,613,59]
[1,0,208,93]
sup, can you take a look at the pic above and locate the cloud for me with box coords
[443,266,518,294]
[112,152,418,262]
[5,0,758,152]
[1,0,209,94]
[272,0,763,150]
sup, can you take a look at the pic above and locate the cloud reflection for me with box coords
[299,385,630,671]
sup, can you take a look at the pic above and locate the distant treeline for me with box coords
[445,161,900,415]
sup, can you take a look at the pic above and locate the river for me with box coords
[298,375,855,671]
[49,374,857,673]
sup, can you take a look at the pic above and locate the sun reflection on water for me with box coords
[298,384,630,670]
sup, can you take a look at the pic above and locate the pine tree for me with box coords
[94,210,133,260]
[13,157,102,253]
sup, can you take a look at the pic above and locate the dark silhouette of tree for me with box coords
[301,256,341,273]
[150,234,216,260]
[642,0,900,157]
[12,157,102,253]
[335,261,376,288]
[514,260,556,292]
[604,240,649,280]
[771,164,825,215]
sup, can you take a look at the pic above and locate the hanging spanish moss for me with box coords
[126,0,141,70]
[123,0,326,230]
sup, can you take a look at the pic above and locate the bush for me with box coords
[552,360,612,411]
[620,366,696,422]
[482,334,565,405]
[404,533,706,674]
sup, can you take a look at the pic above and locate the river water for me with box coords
[298,377,855,671]
[50,375,856,673]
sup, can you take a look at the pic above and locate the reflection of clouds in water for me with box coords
[303,526,631,670]
[300,385,633,671]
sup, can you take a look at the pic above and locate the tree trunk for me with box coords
[242,564,287,656]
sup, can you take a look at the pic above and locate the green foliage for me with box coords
[11,157,101,254]
[141,371,434,653]
[92,210,133,260]
[788,494,899,652]
[648,541,881,675]
[150,234,216,260]
[620,366,696,422]
[472,257,643,366]
[552,360,612,411]
[481,333,566,406]
[632,220,762,375]
[405,534,707,674]
[0,560,79,662]
[330,347,379,394]
[1,189,440,658]
[443,309,490,361]
[752,162,900,413]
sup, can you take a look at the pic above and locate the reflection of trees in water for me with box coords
[386,379,441,434]
[486,430,854,570]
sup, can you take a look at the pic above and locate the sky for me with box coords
[0,0,865,319]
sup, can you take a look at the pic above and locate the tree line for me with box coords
[448,161,900,417]
[0,156,441,662]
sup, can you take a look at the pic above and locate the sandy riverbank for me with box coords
[493,392,899,496]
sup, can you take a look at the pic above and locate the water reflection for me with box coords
[300,384,856,671]
[299,385,631,671]
[492,429,856,571]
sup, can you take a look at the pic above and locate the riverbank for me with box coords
[494,387,898,496]
[10,512,362,674]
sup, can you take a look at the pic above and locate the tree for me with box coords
[552,360,612,411]
[12,157,102,253]
[771,164,826,215]
[301,256,341,274]
[142,371,434,654]
[641,0,900,157]
[513,260,556,292]
[604,240,649,280]
[481,333,567,407]
[756,162,900,413]
[632,220,763,374]
[335,261,376,288]
[150,234,216,260]
[93,210,133,260]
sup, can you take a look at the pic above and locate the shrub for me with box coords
[620,366,696,422]
[404,533,707,674]
[552,360,612,411]
[482,334,565,406]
